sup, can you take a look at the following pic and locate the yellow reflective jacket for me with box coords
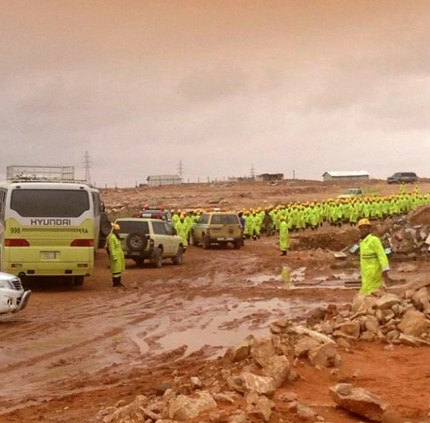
[279,221,290,251]
[107,232,125,275]
[359,233,389,294]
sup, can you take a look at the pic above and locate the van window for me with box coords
[152,220,167,235]
[10,189,90,218]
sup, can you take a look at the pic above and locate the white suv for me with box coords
[0,272,31,315]
[114,218,184,268]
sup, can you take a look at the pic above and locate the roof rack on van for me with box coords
[6,165,92,185]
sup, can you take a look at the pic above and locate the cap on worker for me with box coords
[357,218,371,227]
[111,223,120,231]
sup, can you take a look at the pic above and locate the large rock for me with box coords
[362,316,380,334]
[329,383,388,422]
[261,355,291,388]
[290,324,335,344]
[250,336,277,367]
[411,288,430,312]
[294,337,321,358]
[168,391,217,420]
[245,392,275,422]
[397,333,430,347]
[375,294,401,310]
[308,343,340,368]
[351,293,377,316]
[335,320,360,339]
[225,337,253,362]
[227,372,277,396]
[101,395,149,423]
[397,309,429,337]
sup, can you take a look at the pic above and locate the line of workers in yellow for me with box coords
[171,188,430,243]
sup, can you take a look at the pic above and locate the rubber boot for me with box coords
[113,276,124,287]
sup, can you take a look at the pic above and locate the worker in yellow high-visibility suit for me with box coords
[357,218,390,294]
[279,215,290,256]
[107,223,125,287]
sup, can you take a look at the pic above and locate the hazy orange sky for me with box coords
[1,1,430,186]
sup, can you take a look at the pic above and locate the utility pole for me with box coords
[83,151,92,184]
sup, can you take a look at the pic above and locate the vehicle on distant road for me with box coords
[387,172,418,184]
[0,272,31,315]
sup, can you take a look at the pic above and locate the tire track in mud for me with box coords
[0,289,164,408]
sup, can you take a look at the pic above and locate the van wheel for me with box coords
[172,246,183,265]
[73,276,84,286]
[97,237,106,249]
[151,248,163,268]
[100,218,112,237]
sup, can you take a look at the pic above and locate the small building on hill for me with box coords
[322,171,370,181]
[256,173,284,182]
[147,174,182,187]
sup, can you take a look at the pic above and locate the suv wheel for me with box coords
[151,248,163,268]
[202,235,211,250]
[134,258,145,267]
[190,232,199,247]
[126,232,148,252]
[233,240,242,250]
[172,246,183,265]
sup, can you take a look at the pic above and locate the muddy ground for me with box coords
[1,179,430,423]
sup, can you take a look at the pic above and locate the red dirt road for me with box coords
[1,179,430,423]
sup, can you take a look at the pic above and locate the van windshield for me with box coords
[10,189,90,218]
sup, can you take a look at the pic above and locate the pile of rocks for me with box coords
[97,319,391,422]
[378,205,430,257]
[312,285,430,347]
[384,218,430,257]
[96,279,430,423]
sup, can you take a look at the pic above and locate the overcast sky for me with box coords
[1,1,430,187]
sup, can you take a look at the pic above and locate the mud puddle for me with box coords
[246,267,360,288]
[123,294,327,359]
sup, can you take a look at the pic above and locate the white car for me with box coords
[0,272,31,315]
